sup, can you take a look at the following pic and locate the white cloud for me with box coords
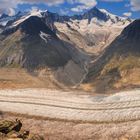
[123,12,132,17]
[101,0,123,2]
[0,0,17,14]
[71,5,87,12]
[125,3,131,8]
[71,0,97,12]
[130,0,140,11]
[0,0,96,14]
[7,8,16,16]
[0,0,139,16]
[0,0,65,14]
[59,9,69,15]
[20,0,64,6]
[101,0,140,13]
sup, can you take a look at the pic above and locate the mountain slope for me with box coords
[0,16,71,69]
[54,7,131,55]
[0,14,90,87]
[85,19,140,92]
[0,7,135,89]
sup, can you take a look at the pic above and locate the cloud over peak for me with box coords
[71,0,97,12]
[123,12,132,17]
[130,0,140,11]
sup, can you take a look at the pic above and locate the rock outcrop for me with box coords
[0,119,44,140]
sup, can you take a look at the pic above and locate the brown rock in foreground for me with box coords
[0,119,44,140]
[0,119,22,134]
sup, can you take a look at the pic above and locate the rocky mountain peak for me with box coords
[82,7,109,22]
[41,10,70,23]
[2,16,56,36]
[19,16,56,36]
[0,7,131,29]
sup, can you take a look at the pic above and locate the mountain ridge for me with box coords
[0,6,139,91]
[0,7,132,28]
[84,19,140,92]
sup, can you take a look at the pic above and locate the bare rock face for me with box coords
[55,60,87,85]
[19,16,56,36]
[0,16,71,70]
[82,7,109,22]
[85,19,140,92]
[0,14,89,86]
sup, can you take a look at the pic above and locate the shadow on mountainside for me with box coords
[85,20,140,93]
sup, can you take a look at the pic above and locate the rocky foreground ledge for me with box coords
[0,119,44,140]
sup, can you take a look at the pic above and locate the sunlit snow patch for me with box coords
[12,10,43,27]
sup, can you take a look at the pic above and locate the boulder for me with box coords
[0,119,22,134]
[0,119,44,140]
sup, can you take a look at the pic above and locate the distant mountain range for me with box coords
[0,7,139,92]
[0,7,131,26]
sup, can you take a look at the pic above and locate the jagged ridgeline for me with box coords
[0,7,139,90]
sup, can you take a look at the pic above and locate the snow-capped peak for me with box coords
[0,7,132,31]
[100,9,116,17]
[100,8,129,22]
[12,10,43,27]
[29,9,43,16]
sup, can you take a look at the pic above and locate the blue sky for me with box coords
[0,0,140,19]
